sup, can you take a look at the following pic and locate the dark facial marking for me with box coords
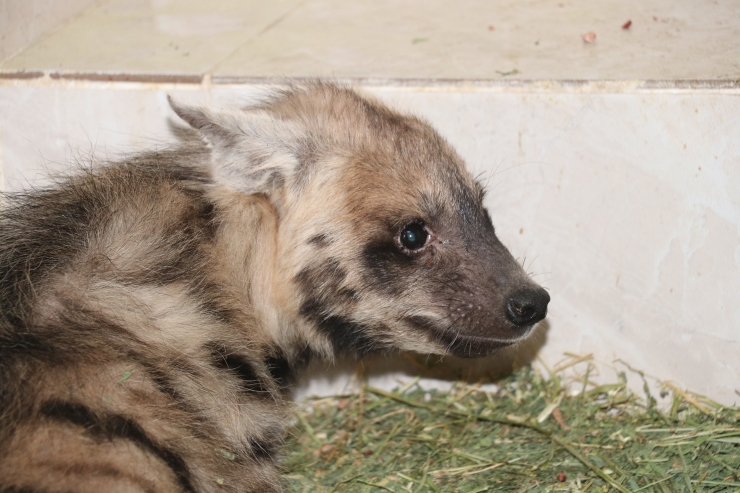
[361,240,416,296]
[39,400,195,493]
[295,259,375,354]
[311,314,379,356]
[294,258,348,295]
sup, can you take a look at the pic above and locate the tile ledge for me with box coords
[1,70,739,93]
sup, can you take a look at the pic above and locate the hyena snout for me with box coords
[505,287,550,328]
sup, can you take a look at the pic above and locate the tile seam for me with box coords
[1,71,739,94]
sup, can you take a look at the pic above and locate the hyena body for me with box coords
[0,84,549,492]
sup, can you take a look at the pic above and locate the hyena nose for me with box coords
[505,288,550,327]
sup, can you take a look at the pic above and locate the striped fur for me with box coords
[0,83,548,492]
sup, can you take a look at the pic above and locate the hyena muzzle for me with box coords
[0,83,549,492]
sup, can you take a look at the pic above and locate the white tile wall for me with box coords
[1,79,738,404]
[2,0,738,404]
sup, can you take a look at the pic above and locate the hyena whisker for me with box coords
[488,160,536,178]
[445,334,460,354]
[525,255,539,273]
[527,271,552,278]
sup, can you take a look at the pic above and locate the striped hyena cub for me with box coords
[0,84,549,492]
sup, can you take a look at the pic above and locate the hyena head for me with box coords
[171,83,549,359]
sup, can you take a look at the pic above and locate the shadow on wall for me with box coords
[295,320,550,397]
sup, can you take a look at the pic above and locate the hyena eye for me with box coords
[399,222,429,250]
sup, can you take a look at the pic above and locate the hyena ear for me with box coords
[168,96,302,195]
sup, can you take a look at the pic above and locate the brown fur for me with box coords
[0,83,548,492]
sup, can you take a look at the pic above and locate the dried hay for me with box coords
[283,357,739,492]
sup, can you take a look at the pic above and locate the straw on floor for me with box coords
[282,358,740,493]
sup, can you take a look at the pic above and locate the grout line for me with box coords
[0,0,109,65]
[210,76,740,94]
[206,0,306,77]
[48,72,203,84]
[0,71,45,80]
[0,71,739,94]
